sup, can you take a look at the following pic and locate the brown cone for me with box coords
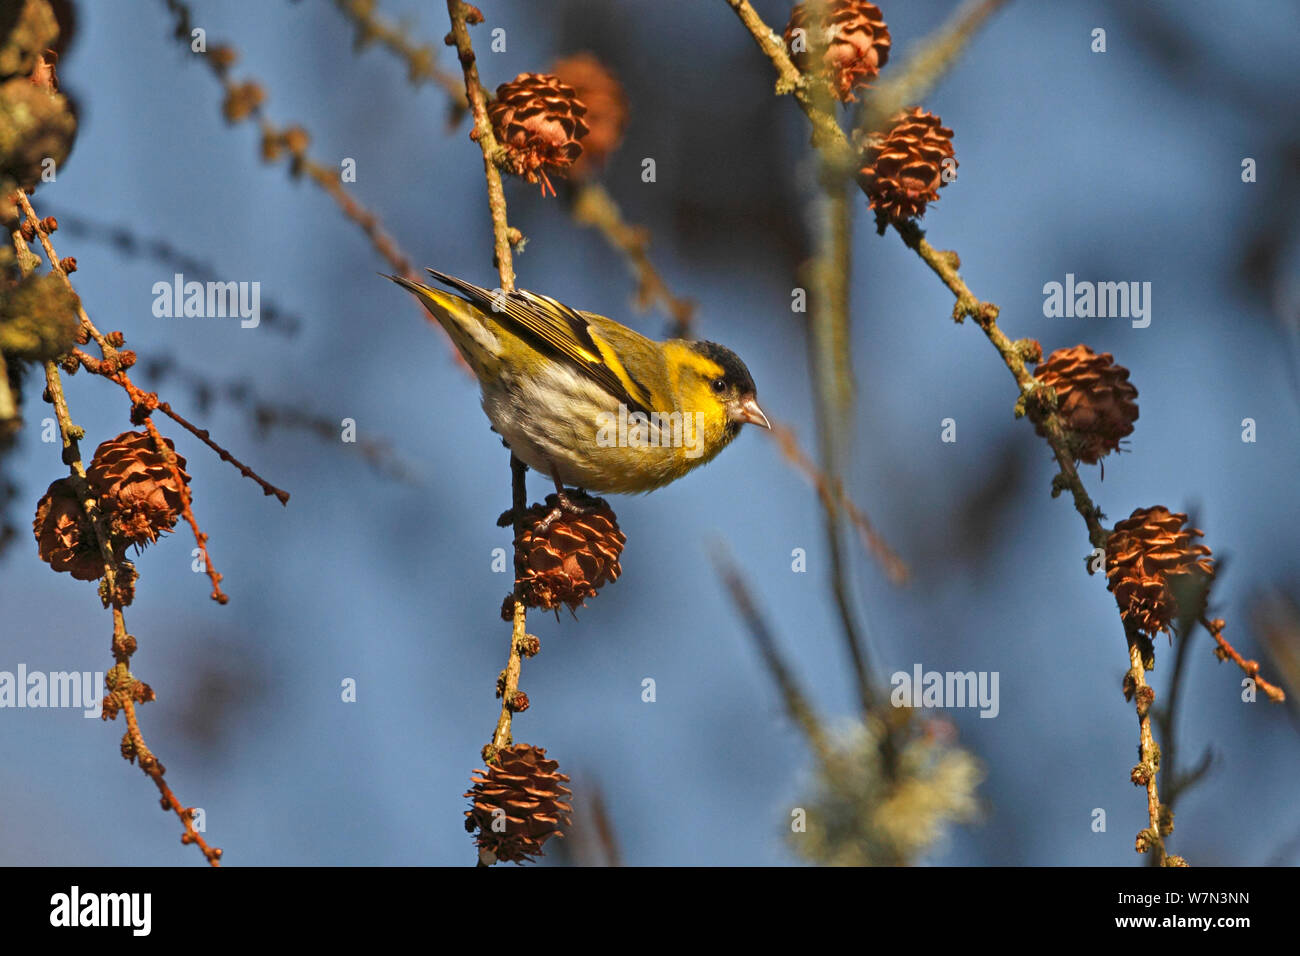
[550,53,627,178]
[487,72,589,194]
[85,430,189,547]
[514,492,625,613]
[33,478,102,580]
[1031,345,1139,464]
[1106,507,1215,637]
[858,108,956,221]
[784,0,890,102]
[464,744,573,864]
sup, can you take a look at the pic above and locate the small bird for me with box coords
[389,270,769,521]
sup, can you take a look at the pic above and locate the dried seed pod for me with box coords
[464,744,573,864]
[85,430,190,547]
[33,477,103,580]
[1106,506,1215,638]
[487,72,589,195]
[513,492,625,613]
[1031,344,1139,464]
[859,107,956,222]
[784,0,891,102]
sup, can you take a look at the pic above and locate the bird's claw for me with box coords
[534,490,599,534]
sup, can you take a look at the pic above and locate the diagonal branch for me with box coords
[568,181,696,339]
[770,422,909,584]
[712,545,835,767]
[1205,615,1286,702]
[332,0,468,113]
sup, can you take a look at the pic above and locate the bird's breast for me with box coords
[479,364,711,494]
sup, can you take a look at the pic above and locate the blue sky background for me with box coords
[2,0,1298,865]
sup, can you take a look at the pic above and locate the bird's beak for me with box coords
[730,395,771,429]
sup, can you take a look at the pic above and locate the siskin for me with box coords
[389,270,769,521]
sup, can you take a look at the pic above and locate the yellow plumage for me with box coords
[389,270,769,497]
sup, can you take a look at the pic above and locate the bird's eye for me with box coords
[711,378,727,393]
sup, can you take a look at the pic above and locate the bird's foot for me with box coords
[534,488,600,534]
[499,489,600,532]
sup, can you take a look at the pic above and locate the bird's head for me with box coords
[673,340,770,442]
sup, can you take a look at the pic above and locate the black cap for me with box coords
[689,340,758,395]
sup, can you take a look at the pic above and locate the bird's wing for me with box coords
[426,269,655,415]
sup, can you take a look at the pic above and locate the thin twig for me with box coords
[587,786,624,867]
[892,221,1109,547]
[1147,621,1214,865]
[105,369,291,506]
[491,454,530,756]
[145,417,226,603]
[712,545,834,767]
[808,182,881,719]
[444,0,516,289]
[568,181,696,338]
[728,0,909,764]
[301,163,415,277]
[118,693,222,865]
[493,592,528,753]
[770,422,908,584]
[1204,615,1286,702]
[331,0,468,113]
[1127,631,1168,864]
[160,0,415,278]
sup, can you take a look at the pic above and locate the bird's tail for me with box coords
[385,273,500,377]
